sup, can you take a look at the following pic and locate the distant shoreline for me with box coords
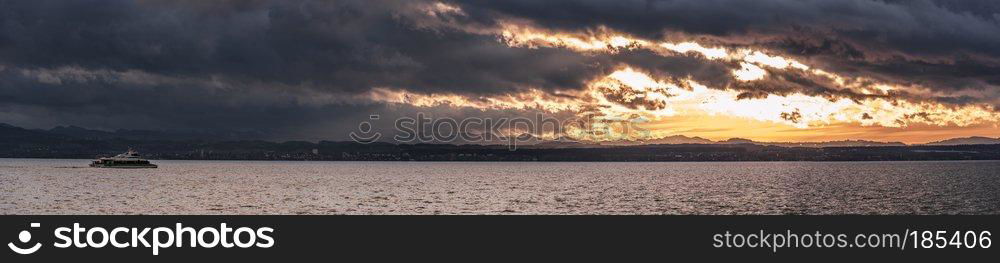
[3,143,1000,162]
[4,158,1000,163]
[4,122,1000,162]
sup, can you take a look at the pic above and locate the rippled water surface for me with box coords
[1,159,998,214]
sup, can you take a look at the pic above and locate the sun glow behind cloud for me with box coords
[596,68,1000,128]
[369,66,998,140]
[366,12,1000,142]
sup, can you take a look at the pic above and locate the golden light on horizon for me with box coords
[367,67,1000,143]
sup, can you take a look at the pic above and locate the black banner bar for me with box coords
[1,216,996,261]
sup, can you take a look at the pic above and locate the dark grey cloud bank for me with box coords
[0,0,614,137]
[0,0,998,139]
[0,0,608,95]
[458,0,1000,96]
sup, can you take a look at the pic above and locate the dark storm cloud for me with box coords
[457,0,1000,59]
[0,0,614,95]
[0,66,382,135]
[456,0,1000,95]
[0,0,626,135]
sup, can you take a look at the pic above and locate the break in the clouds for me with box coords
[0,0,998,142]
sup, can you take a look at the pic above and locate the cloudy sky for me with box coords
[1,0,999,143]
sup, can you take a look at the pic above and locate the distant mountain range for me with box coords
[2,123,999,161]
[715,138,908,147]
[591,134,994,147]
[1,123,998,147]
[924,136,1000,146]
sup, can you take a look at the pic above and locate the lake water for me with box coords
[1,159,998,214]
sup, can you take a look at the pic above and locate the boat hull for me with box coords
[91,149,158,168]
[89,164,158,168]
